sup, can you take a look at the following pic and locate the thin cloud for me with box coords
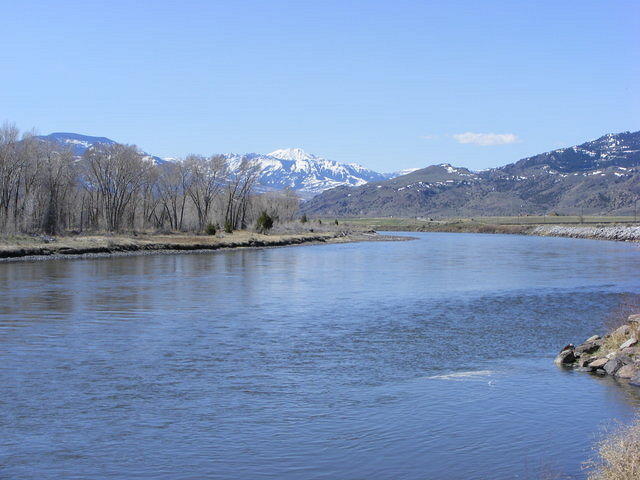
[452,132,519,146]
[420,134,438,140]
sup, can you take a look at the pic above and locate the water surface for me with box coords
[2,232,640,479]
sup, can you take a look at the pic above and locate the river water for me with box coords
[2,232,640,479]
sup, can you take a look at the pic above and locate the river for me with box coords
[2,232,640,479]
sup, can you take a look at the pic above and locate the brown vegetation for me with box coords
[586,416,640,480]
[0,122,300,236]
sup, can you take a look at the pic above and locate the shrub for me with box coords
[205,223,217,235]
[300,214,308,223]
[256,211,274,233]
[224,220,234,234]
[587,416,640,480]
[334,219,339,225]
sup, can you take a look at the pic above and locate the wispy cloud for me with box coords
[452,132,519,146]
[420,134,438,140]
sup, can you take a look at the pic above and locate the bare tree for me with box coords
[184,154,228,231]
[0,122,22,231]
[0,121,299,236]
[156,161,190,231]
[224,156,261,230]
[38,143,74,235]
[82,143,151,231]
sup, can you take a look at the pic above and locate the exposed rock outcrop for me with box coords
[554,314,640,386]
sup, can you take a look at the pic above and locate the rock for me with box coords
[619,338,638,349]
[554,349,576,366]
[604,358,624,375]
[629,371,640,387]
[560,343,574,352]
[613,324,631,337]
[577,357,593,368]
[575,342,600,355]
[587,357,608,368]
[615,354,635,366]
[585,334,601,343]
[615,364,638,379]
[621,346,640,356]
[628,314,640,324]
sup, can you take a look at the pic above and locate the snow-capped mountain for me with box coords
[302,130,640,217]
[223,148,389,198]
[38,133,168,164]
[37,133,412,198]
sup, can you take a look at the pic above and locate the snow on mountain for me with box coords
[40,132,117,156]
[39,133,410,198]
[38,132,167,164]
[382,167,420,179]
[223,148,390,199]
[301,130,640,217]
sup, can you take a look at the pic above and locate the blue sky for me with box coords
[1,0,638,171]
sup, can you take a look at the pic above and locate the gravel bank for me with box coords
[532,225,640,242]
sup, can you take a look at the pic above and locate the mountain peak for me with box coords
[267,148,317,162]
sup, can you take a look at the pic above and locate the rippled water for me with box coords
[2,232,640,479]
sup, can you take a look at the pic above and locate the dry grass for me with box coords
[0,227,405,259]
[586,417,640,480]
[0,230,342,258]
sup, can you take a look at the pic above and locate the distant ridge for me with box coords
[301,131,640,216]
[38,132,167,164]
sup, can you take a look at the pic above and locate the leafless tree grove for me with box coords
[0,122,300,235]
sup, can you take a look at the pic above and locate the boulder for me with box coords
[604,358,624,376]
[619,338,638,349]
[575,342,600,355]
[615,354,635,366]
[615,364,638,379]
[554,349,576,366]
[577,357,593,368]
[629,371,640,387]
[585,334,601,343]
[587,357,608,368]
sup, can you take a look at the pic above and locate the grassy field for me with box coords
[331,215,640,230]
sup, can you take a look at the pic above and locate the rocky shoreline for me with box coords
[355,221,640,243]
[532,225,640,242]
[555,314,640,386]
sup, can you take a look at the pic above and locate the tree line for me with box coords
[0,123,299,235]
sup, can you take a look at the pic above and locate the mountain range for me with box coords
[301,131,640,217]
[38,130,640,216]
[38,133,403,199]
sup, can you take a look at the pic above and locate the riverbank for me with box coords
[341,218,640,243]
[555,314,640,479]
[0,230,410,262]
